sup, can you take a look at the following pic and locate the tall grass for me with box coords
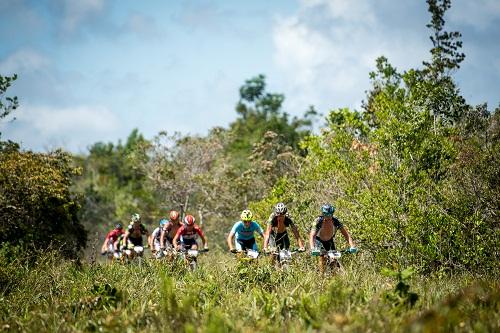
[1,248,498,332]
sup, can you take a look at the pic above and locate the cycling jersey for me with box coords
[105,229,124,243]
[267,213,295,249]
[231,221,264,240]
[127,223,147,246]
[267,213,294,229]
[151,227,163,250]
[311,216,343,243]
[175,224,205,241]
[151,227,162,242]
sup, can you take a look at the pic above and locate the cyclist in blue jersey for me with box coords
[227,209,265,252]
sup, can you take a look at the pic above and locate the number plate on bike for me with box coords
[327,251,341,259]
[247,249,259,259]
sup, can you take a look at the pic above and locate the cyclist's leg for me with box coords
[250,238,258,251]
[235,238,244,251]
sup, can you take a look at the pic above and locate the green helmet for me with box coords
[240,209,253,222]
[131,213,141,223]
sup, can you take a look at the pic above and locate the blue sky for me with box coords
[1,0,499,153]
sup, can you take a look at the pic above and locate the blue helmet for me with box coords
[321,203,335,216]
[159,219,168,227]
[115,223,123,229]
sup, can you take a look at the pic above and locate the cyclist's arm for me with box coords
[160,228,167,248]
[263,224,272,249]
[339,226,355,248]
[113,238,120,251]
[227,231,235,251]
[257,224,265,238]
[196,227,208,248]
[101,236,110,252]
[309,228,317,249]
[172,227,182,249]
[122,231,130,248]
[147,233,153,249]
[291,224,305,249]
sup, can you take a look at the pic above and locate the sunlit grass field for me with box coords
[1,246,498,333]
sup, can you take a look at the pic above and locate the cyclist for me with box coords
[309,203,357,266]
[122,213,150,257]
[263,203,305,252]
[172,214,208,251]
[149,218,167,257]
[227,209,264,252]
[101,223,124,256]
[160,210,183,250]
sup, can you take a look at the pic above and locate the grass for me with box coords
[0,249,498,332]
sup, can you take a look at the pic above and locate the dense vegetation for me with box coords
[0,0,498,331]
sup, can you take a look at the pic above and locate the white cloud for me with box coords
[450,0,500,30]
[17,104,118,135]
[0,49,50,74]
[272,0,429,113]
[1,104,121,152]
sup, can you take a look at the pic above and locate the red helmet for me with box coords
[169,210,180,221]
[184,214,195,226]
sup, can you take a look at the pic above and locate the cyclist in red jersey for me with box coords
[101,223,124,255]
[172,214,208,251]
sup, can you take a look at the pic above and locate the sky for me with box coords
[0,0,499,153]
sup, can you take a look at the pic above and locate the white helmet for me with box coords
[275,202,287,215]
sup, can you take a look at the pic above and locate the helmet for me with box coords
[131,213,141,223]
[115,223,123,229]
[169,210,180,221]
[321,204,335,217]
[240,209,253,222]
[159,219,168,227]
[275,202,287,215]
[184,214,195,226]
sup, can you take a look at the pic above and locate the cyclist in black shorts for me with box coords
[263,203,305,252]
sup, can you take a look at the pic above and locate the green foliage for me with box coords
[228,74,315,170]
[0,149,87,259]
[424,0,465,78]
[252,0,498,274]
[74,129,156,241]
[73,283,123,314]
[382,267,419,310]
[0,74,18,124]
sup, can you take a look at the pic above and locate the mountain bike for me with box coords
[101,245,122,263]
[179,247,209,271]
[231,248,260,263]
[122,244,148,266]
[311,248,355,275]
[266,248,304,269]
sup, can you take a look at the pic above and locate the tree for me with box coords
[0,149,87,258]
[0,74,20,151]
[74,129,156,237]
[0,74,18,123]
[228,74,315,170]
[252,0,498,272]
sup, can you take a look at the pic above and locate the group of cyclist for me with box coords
[101,211,208,261]
[102,202,357,264]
